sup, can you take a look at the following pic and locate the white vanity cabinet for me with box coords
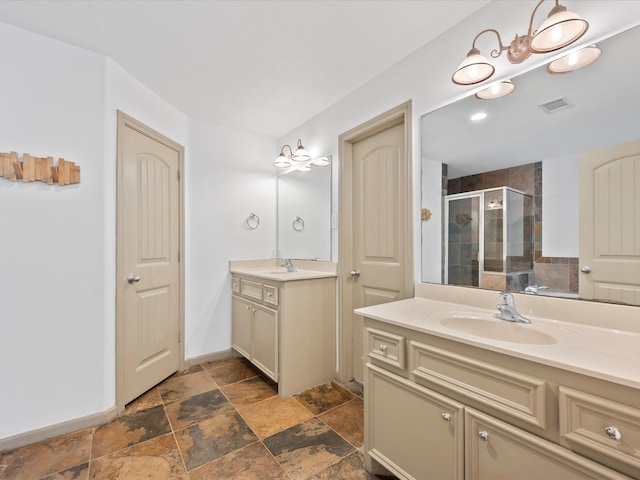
[367,363,464,479]
[231,295,278,381]
[231,273,336,397]
[363,317,636,480]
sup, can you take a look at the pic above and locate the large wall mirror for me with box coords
[277,156,332,260]
[421,25,640,305]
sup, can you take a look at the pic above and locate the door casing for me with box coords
[115,111,185,412]
[337,101,414,383]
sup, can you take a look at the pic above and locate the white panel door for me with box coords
[351,122,409,382]
[120,117,182,405]
[579,139,640,305]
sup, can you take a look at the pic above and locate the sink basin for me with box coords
[435,313,557,345]
[263,270,294,274]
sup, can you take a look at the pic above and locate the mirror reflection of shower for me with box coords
[445,187,534,291]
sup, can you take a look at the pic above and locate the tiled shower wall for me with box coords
[446,162,578,293]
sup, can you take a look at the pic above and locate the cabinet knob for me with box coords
[478,431,489,441]
[605,426,622,441]
[379,344,387,353]
[127,274,141,284]
[441,412,451,421]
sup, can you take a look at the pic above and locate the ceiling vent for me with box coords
[538,97,572,114]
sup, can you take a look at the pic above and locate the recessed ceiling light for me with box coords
[470,112,488,121]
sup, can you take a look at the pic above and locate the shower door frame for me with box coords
[444,187,530,288]
[444,191,484,287]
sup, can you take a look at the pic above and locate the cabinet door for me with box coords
[465,408,631,480]
[252,305,278,382]
[231,296,252,359]
[366,364,464,480]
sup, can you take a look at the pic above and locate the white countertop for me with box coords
[229,258,337,282]
[356,295,640,390]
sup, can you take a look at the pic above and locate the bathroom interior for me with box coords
[1,1,639,479]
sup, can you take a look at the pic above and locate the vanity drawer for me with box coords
[232,277,240,293]
[240,279,263,301]
[559,386,640,472]
[410,341,547,429]
[367,327,406,370]
[262,284,279,306]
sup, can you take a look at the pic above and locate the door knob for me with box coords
[580,266,592,274]
[127,274,141,284]
[350,269,361,278]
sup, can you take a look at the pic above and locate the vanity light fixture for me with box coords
[311,156,330,167]
[452,0,589,86]
[273,139,312,168]
[547,45,601,74]
[475,80,515,100]
[487,198,503,209]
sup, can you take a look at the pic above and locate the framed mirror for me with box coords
[277,156,332,260]
[421,25,640,304]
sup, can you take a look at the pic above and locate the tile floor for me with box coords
[0,357,396,480]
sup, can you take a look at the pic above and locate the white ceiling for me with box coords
[0,0,490,138]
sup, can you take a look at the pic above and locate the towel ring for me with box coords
[292,216,305,231]
[245,212,260,230]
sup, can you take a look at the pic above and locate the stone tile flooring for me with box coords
[0,357,395,479]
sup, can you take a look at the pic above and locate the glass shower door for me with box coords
[446,195,480,287]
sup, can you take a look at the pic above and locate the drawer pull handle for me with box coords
[478,431,489,441]
[379,344,387,353]
[441,412,451,421]
[605,426,622,441]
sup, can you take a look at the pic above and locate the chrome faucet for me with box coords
[495,292,530,324]
[523,285,549,295]
[281,259,297,272]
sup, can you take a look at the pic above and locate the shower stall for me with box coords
[445,187,534,291]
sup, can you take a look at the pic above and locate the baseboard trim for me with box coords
[0,405,118,453]
[1,350,236,452]
[185,348,235,368]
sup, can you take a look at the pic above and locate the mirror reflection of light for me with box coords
[470,112,487,121]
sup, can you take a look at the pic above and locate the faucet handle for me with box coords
[498,291,515,306]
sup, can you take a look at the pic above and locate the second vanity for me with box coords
[356,283,640,480]
[229,259,337,397]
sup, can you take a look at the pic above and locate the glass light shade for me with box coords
[530,6,588,53]
[547,45,601,74]
[311,156,330,166]
[475,80,515,100]
[452,48,495,85]
[292,140,311,161]
[273,153,292,168]
[296,164,312,172]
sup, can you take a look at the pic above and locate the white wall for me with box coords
[542,155,580,257]
[421,157,443,283]
[0,22,275,442]
[186,118,275,359]
[0,23,108,437]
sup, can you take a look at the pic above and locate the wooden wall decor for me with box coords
[0,151,80,186]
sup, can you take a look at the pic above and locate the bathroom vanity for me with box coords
[229,259,337,397]
[357,283,639,480]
